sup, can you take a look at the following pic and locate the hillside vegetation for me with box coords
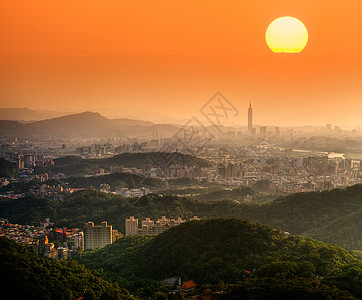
[35,152,210,176]
[66,172,164,189]
[1,185,362,250]
[78,219,362,298]
[0,157,17,177]
[0,237,131,300]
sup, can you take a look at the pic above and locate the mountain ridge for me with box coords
[0,111,181,138]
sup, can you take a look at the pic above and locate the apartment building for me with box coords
[83,221,112,250]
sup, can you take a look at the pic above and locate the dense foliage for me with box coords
[66,172,164,189]
[257,184,362,250]
[0,237,131,300]
[222,278,355,299]
[195,186,255,201]
[0,157,17,177]
[1,185,362,250]
[78,219,362,298]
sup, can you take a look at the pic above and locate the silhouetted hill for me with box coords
[0,111,113,138]
[78,219,362,298]
[0,107,43,121]
[0,107,68,121]
[111,118,155,126]
[28,111,117,138]
[0,120,32,137]
[0,111,181,138]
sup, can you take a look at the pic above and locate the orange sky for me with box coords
[1,0,362,127]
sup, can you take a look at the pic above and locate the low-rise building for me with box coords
[125,215,200,237]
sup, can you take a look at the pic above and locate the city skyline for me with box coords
[0,105,359,132]
[2,1,362,127]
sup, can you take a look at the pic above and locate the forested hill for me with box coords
[0,157,17,177]
[0,237,131,300]
[36,152,211,176]
[78,219,362,298]
[253,184,362,250]
[1,185,362,250]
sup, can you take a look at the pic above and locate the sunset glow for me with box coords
[1,1,362,126]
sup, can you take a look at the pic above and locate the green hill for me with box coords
[38,152,210,176]
[1,185,362,250]
[103,152,211,168]
[0,237,131,300]
[0,157,17,177]
[78,219,362,298]
[66,172,164,189]
[251,184,362,250]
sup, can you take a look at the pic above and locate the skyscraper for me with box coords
[248,102,253,133]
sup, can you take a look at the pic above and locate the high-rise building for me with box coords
[125,216,139,236]
[248,102,253,133]
[226,162,236,178]
[217,163,226,178]
[251,128,256,137]
[83,221,113,250]
[73,232,84,249]
[16,155,24,170]
[275,127,280,136]
[260,126,267,138]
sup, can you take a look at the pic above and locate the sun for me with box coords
[266,16,308,53]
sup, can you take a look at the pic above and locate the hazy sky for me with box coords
[1,0,362,127]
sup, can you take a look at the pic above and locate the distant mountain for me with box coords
[0,111,113,138]
[110,122,181,138]
[0,107,68,121]
[28,111,117,138]
[0,111,181,139]
[0,120,31,137]
[111,118,155,127]
[0,109,247,139]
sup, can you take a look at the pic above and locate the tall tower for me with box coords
[248,102,253,133]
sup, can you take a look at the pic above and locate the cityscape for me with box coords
[1,104,362,299]
[1,104,362,201]
[2,1,362,299]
